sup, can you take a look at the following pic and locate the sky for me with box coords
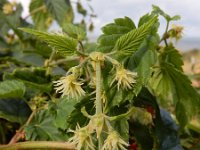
[14,0,200,50]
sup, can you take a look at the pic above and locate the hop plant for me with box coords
[102,131,129,150]
[68,124,95,150]
[53,74,85,99]
[168,24,184,41]
[111,66,137,90]
[88,113,105,138]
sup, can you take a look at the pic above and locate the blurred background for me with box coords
[1,0,200,148]
[15,0,200,84]
[16,0,200,51]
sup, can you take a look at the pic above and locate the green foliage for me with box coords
[149,55,199,127]
[114,16,158,56]
[19,28,78,56]
[29,0,51,30]
[48,98,77,130]
[25,110,68,141]
[0,98,31,124]
[0,1,199,150]
[62,23,86,41]
[4,68,52,94]
[0,80,25,98]
[44,0,74,25]
[152,5,181,22]
[97,16,136,52]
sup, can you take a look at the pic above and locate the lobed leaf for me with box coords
[114,16,158,56]
[149,63,200,127]
[48,97,77,130]
[20,28,78,55]
[152,5,180,22]
[97,17,136,52]
[62,23,86,41]
[25,110,68,141]
[3,68,52,94]
[0,80,25,98]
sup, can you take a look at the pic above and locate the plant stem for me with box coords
[0,141,75,150]
[45,50,56,75]
[95,61,102,114]
[163,21,169,47]
[95,61,103,149]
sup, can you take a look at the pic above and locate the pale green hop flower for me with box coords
[88,113,105,138]
[53,74,85,99]
[102,131,129,150]
[68,124,95,150]
[111,66,137,90]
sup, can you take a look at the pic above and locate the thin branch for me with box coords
[8,110,37,144]
[160,21,170,47]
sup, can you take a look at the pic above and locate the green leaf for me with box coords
[67,96,95,129]
[138,13,154,27]
[44,0,74,25]
[19,28,78,55]
[0,80,25,98]
[48,97,77,130]
[152,5,180,22]
[112,118,129,141]
[29,0,51,30]
[3,68,52,94]
[114,16,158,56]
[25,110,68,141]
[62,23,86,41]
[137,49,157,85]
[0,98,31,124]
[159,45,183,71]
[104,87,134,113]
[149,63,200,127]
[127,15,160,85]
[97,17,136,52]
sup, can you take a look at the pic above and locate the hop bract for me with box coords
[102,131,129,150]
[68,125,95,150]
[53,74,85,99]
[111,66,137,90]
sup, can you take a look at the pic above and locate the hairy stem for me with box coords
[95,61,102,114]
[0,141,75,150]
[95,61,103,149]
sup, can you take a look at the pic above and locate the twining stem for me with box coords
[0,141,75,150]
[95,61,102,114]
[95,61,103,149]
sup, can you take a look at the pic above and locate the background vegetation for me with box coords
[0,0,200,149]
